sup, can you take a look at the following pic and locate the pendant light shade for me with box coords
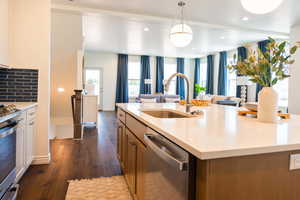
[169,1,193,48]
[170,24,193,47]
[241,0,283,14]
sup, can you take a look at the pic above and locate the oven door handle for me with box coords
[0,124,18,139]
[144,134,188,171]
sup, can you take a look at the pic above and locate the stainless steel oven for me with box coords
[143,128,196,200]
[0,119,19,200]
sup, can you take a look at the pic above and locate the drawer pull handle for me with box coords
[29,122,35,126]
[29,112,35,116]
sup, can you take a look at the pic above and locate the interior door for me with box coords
[84,68,103,110]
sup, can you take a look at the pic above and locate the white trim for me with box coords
[32,154,51,165]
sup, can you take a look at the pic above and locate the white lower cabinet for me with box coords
[16,106,37,182]
[25,120,34,166]
[16,114,26,181]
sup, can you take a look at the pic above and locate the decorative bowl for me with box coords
[244,103,258,112]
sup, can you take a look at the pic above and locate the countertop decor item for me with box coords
[238,109,290,120]
[179,99,210,107]
[228,37,298,123]
[244,102,258,112]
[194,84,206,100]
[236,76,252,105]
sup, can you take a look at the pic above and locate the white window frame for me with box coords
[164,58,177,95]
[227,50,237,97]
[128,56,141,98]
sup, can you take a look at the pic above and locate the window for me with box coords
[164,58,177,95]
[227,51,237,96]
[273,44,289,108]
[274,79,288,107]
[128,56,140,97]
[199,59,207,88]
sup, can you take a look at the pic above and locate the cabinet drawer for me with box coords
[17,112,26,127]
[117,108,126,123]
[126,114,147,144]
[27,107,37,122]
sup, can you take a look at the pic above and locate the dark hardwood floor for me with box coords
[17,111,122,200]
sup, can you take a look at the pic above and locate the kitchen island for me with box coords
[116,103,300,200]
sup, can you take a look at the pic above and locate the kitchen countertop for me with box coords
[2,102,38,111]
[117,103,300,160]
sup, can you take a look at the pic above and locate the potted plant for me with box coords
[228,37,298,123]
[195,84,206,100]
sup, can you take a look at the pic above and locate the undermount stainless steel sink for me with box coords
[142,110,191,118]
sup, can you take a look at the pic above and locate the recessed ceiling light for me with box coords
[144,27,150,32]
[220,36,225,39]
[242,16,249,21]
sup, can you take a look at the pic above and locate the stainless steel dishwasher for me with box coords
[143,129,196,200]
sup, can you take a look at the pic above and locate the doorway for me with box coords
[84,68,103,110]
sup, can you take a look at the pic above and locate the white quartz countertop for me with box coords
[117,103,300,160]
[2,102,38,111]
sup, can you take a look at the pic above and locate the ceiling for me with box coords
[52,0,300,57]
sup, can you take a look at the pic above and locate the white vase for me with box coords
[257,87,278,123]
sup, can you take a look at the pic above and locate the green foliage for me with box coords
[195,84,206,95]
[228,37,298,87]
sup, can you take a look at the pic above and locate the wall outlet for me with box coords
[290,154,300,170]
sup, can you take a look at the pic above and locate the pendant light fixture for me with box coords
[170,1,193,47]
[241,0,283,14]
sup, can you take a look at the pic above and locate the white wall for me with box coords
[289,25,300,114]
[8,0,51,164]
[50,10,84,139]
[84,51,118,111]
[0,0,8,64]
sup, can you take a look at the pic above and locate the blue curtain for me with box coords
[193,58,200,98]
[236,47,248,98]
[218,51,228,95]
[155,56,164,93]
[115,54,129,103]
[176,58,185,99]
[206,55,214,94]
[140,55,151,94]
[256,40,271,101]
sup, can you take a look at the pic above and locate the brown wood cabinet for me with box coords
[126,128,138,197]
[117,109,146,200]
[117,120,125,168]
[117,107,300,200]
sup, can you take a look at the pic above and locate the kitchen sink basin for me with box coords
[142,110,192,118]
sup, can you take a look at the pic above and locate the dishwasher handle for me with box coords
[144,134,188,171]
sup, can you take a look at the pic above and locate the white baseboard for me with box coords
[32,153,51,165]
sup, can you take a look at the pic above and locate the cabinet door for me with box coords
[16,124,25,180]
[25,120,35,166]
[123,127,128,176]
[126,129,138,196]
[117,121,126,169]
[117,121,122,161]
[136,142,146,200]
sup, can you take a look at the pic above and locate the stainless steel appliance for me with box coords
[144,129,196,200]
[0,105,20,200]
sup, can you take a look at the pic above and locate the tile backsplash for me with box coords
[0,68,38,102]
